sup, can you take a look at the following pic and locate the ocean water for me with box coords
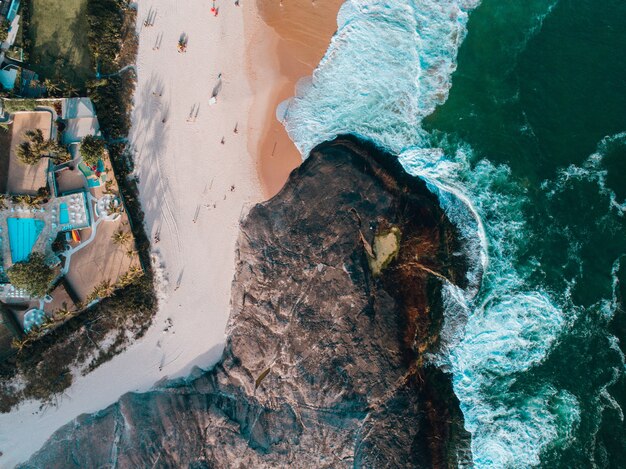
[283,0,626,467]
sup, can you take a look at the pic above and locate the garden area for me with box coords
[0,0,156,411]
[27,0,92,89]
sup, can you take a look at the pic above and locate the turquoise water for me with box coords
[285,0,626,466]
[59,203,70,225]
[7,218,45,263]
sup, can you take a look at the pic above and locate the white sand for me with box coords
[0,0,269,464]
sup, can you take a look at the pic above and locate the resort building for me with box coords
[0,98,140,353]
[61,97,101,145]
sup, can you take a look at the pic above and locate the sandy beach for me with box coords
[251,0,344,197]
[0,0,341,465]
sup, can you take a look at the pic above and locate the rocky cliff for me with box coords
[21,136,472,468]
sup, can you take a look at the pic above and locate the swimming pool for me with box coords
[23,308,45,332]
[59,202,70,225]
[7,218,45,263]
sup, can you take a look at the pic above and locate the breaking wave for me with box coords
[283,0,625,466]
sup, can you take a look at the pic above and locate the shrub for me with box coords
[0,18,10,44]
[7,253,55,297]
[80,135,105,166]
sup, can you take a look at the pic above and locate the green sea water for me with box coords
[425,0,626,466]
[283,0,626,463]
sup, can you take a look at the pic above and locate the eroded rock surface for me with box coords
[22,136,471,468]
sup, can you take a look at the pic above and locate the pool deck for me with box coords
[0,105,142,342]
[63,158,140,302]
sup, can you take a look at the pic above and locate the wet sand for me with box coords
[246,0,344,198]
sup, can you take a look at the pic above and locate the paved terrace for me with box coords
[0,192,89,300]
[64,157,140,302]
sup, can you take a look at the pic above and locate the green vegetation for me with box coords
[7,253,55,297]
[79,134,104,166]
[0,0,157,414]
[111,229,131,246]
[0,275,155,411]
[12,193,47,209]
[0,18,10,43]
[27,0,92,89]
[2,98,36,113]
[1,99,59,113]
[16,128,70,165]
[86,0,137,139]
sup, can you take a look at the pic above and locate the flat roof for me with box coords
[61,98,96,120]
[62,117,100,144]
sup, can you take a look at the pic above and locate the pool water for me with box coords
[7,218,45,263]
[23,308,45,332]
[59,202,70,225]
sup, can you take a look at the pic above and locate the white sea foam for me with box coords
[400,145,578,467]
[284,0,479,157]
[543,132,626,215]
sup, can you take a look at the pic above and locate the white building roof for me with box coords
[61,98,97,120]
[62,117,100,144]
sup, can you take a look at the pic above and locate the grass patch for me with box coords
[28,0,92,87]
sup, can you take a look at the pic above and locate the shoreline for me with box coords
[247,0,344,198]
[0,0,342,465]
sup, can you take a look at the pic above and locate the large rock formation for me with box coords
[21,136,472,468]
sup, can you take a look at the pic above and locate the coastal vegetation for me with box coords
[0,0,156,412]
[6,253,55,297]
[0,18,10,43]
[0,274,155,411]
[16,128,69,165]
[79,134,104,166]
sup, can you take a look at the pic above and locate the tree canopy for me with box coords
[16,129,70,166]
[80,135,105,167]
[0,18,10,44]
[7,253,55,298]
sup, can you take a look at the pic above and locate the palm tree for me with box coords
[125,248,137,259]
[127,265,143,280]
[103,180,114,194]
[0,195,8,210]
[87,280,114,303]
[25,129,45,151]
[43,78,61,96]
[96,280,114,297]
[11,337,32,352]
[54,303,74,321]
[13,194,31,206]
[64,83,79,97]
[108,199,124,215]
[16,129,69,165]
[111,229,131,246]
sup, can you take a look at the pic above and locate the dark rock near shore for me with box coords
[21,135,471,468]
